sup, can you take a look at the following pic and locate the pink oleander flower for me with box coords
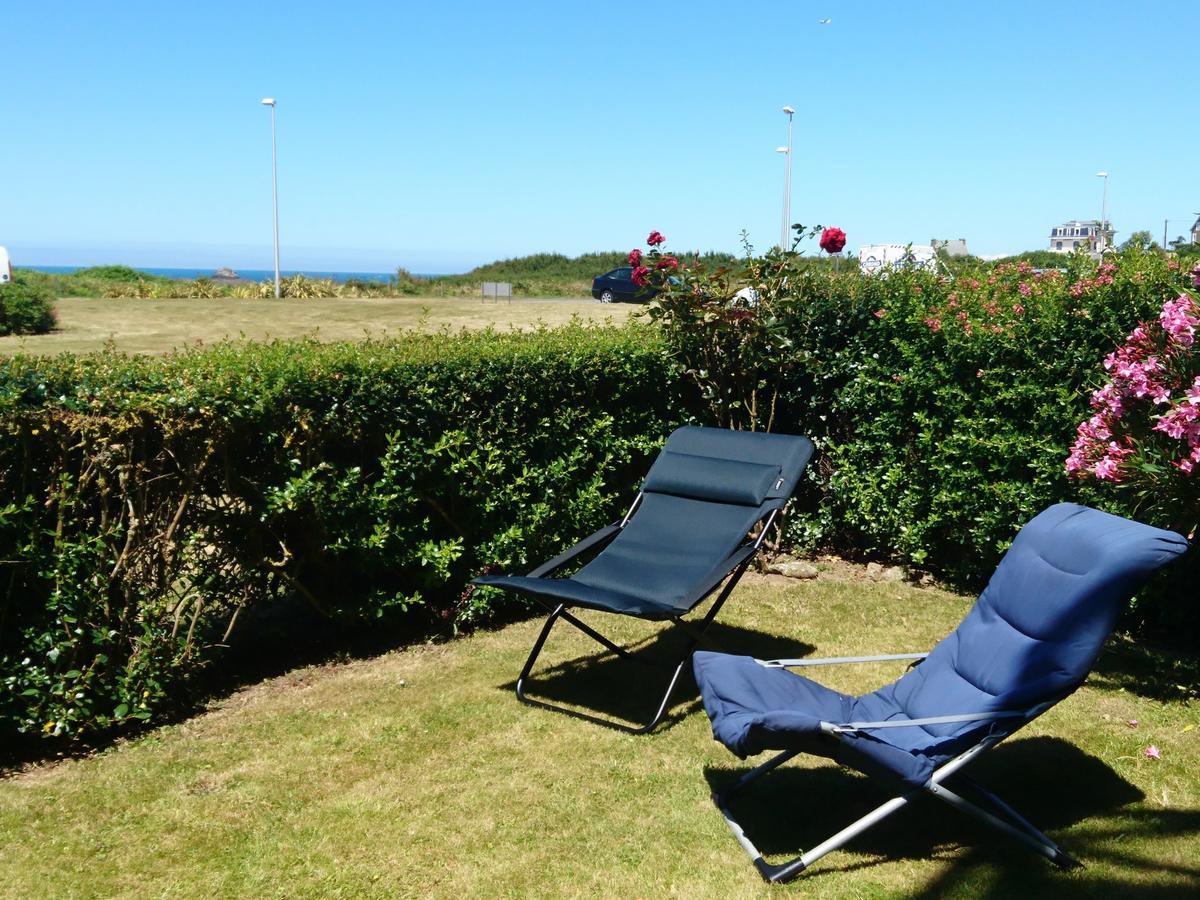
[628,248,642,266]
[655,256,678,271]
[1161,294,1200,348]
[630,265,651,286]
[924,316,942,332]
[874,309,886,318]
[1145,745,1161,760]
[1018,282,1032,297]
[647,230,666,246]
[1012,303,1025,316]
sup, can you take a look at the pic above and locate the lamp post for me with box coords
[262,98,281,298]
[778,106,795,250]
[1096,171,1109,254]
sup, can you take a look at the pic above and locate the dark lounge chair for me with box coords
[473,425,814,734]
[693,503,1187,882]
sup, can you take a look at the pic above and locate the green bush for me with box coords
[0,278,56,335]
[0,324,687,739]
[647,244,1199,625]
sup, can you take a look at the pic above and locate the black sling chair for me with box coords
[472,426,814,733]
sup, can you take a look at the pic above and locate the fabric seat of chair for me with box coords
[472,573,685,619]
[696,503,1191,788]
[694,651,975,786]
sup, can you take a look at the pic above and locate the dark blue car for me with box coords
[591,266,658,303]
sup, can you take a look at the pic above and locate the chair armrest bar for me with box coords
[820,708,1034,734]
[757,652,929,669]
[525,523,622,578]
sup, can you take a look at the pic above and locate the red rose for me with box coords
[631,265,651,286]
[647,230,666,246]
[655,256,678,270]
[628,248,642,266]
[819,226,846,254]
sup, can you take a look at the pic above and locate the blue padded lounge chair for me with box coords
[693,503,1187,882]
[473,426,814,733]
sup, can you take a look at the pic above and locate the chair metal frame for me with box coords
[512,492,781,735]
[712,654,1082,883]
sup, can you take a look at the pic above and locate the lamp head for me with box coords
[782,105,795,115]
[776,147,789,153]
[261,98,276,107]
[1096,171,1108,177]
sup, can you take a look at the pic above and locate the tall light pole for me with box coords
[779,106,795,250]
[1096,171,1109,254]
[262,98,281,298]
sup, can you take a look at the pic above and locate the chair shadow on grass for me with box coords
[705,736,1200,895]
[498,617,814,733]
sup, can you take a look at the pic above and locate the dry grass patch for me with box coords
[1,575,1197,898]
[0,296,638,355]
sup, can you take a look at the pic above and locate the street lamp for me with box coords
[779,106,795,250]
[262,97,281,298]
[1096,171,1109,254]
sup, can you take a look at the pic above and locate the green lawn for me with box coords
[0,295,637,355]
[1,568,1197,897]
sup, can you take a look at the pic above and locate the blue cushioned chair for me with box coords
[473,426,814,733]
[693,503,1187,882]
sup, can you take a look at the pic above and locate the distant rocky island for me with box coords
[212,267,241,281]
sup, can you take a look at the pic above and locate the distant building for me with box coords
[931,238,969,257]
[1191,215,1200,247]
[1049,220,1110,253]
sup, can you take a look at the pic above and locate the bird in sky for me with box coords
[818,18,831,25]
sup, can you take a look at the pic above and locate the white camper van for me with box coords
[0,247,11,284]
[858,244,939,276]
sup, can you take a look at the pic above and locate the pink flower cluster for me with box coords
[1068,293,1200,481]
[1153,376,1200,472]
[1161,295,1200,348]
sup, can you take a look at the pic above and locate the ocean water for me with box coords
[25,265,442,283]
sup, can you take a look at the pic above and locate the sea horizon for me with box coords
[21,265,447,283]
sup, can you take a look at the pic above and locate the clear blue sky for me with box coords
[2,1,1196,273]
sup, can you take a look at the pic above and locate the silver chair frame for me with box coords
[712,654,1082,883]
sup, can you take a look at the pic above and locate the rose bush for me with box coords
[634,226,824,431]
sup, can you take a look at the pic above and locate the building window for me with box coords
[1056,241,1063,250]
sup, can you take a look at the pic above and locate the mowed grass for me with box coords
[1,570,1198,898]
[0,295,638,355]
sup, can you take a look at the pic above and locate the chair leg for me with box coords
[713,751,917,883]
[930,777,1082,869]
[514,604,696,735]
[713,742,1083,882]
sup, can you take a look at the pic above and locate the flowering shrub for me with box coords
[1066,287,1200,532]
[636,226,824,431]
[667,244,1190,591]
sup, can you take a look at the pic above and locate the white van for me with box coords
[858,243,939,276]
[0,247,10,284]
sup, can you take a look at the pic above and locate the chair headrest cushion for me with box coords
[642,450,782,506]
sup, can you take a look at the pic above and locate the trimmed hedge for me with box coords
[755,250,1194,629]
[645,243,1196,631]
[0,325,686,738]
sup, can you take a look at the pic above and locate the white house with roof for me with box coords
[1192,215,1200,246]
[1049,220,1110,253]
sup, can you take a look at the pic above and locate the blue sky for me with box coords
[1,1,1197,273]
